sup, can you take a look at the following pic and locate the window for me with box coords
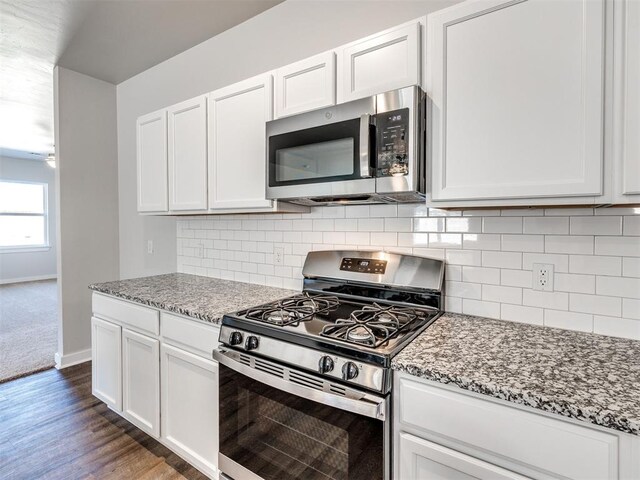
[0,180,49,249]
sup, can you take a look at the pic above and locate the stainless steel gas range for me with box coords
[213,250,444,480]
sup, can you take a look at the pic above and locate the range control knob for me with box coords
[245,335,259,351]
[318,356,334,374]
[341,362,359,381]
[229,331,243,346]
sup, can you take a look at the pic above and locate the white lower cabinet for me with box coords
[394,371,640,480]
[122,328,160,437]
[161,343,219,479]
[398,433,526,480]
[91,316,122,411]
[91,294,219,479]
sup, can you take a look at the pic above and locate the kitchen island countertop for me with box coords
[89,273,297,324]
[392,312,640,436]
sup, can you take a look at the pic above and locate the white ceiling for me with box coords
[0,0,283,159]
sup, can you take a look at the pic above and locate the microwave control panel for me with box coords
[375,108,410,177]
[340,257,387,274]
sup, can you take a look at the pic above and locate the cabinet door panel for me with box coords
[91,316,122,411]
[208,74,273,210]
[161,343,218,478]
[337,22,420,103]
[136,110,168,212]
[616,0,640,200]
[275,51,336,118]
[398,433,527,480]
[168,96,208,211]
[122,329,160,437]
[428,0,605,202]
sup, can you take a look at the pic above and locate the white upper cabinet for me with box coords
[613,0,640,203]
[274,51,336,118]
[337,21,421,103]
[427,0,606,204]
[136,109,168,213]
[208,74,274,210]
[167,96,208,211]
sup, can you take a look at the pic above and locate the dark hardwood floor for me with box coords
[0,362,209,480]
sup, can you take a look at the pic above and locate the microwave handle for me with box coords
[359,114,372,178]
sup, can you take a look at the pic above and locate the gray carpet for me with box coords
[0,279,58,383]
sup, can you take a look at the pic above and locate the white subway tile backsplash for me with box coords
[623,257,640,278]
[482,251,522,269]
[462,266,500,285]
[523,217,569,234]
[570,216,622,235]
[624,216,640,236]
[482,217,522,234]
[545,235,594,254]
[593,315,640,340]
[554,273,595,294]
[483,284,522,304]
[570,293,621,316]
[595,236,640,257]
[544,310,593,333]
[595,276,640,299]
[177,205,640,340]
[500,304,543,325]
[522,253,569,272]
[501,234,544,252]
[523,290,569,310]
[569,255,621,276]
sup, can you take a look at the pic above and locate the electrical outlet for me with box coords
[533,263,554,292]
[274,247,284,265]
[147,240,154,254]
[196,243,204,259]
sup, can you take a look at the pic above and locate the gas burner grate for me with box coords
[320,303,422,347]
[238,292,340,326]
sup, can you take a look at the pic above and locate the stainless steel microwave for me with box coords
[266,86,425,206]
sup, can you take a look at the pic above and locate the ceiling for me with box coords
[0,0,283,159]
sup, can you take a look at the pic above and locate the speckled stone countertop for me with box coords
[392,313,640,436]
[89,273,297,324]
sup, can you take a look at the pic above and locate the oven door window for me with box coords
[219,363,383,480]
[268,118,369,187]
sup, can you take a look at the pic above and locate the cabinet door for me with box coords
[91,316,122,411]
[337,22,420,103]
[614,0,640,202]
[167,96,208,211]
[208,73,273,210]
[122,328,160,437]
[161,343,218,478]
[136,109,168,212]
[274,51,336,118]
[398,433,527,480]
[428,0,605,202]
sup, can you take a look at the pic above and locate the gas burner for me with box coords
[321,303,423,347]
[238,292,340,327]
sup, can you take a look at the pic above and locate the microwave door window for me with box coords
[276,138,354,182]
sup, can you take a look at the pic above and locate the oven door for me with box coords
[214,348,389,480]
[266,95,377,201]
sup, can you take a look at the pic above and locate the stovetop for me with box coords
[223,291,441,366]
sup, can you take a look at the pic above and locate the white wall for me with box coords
[116,0,459,280]
[178,205,640,341]
[0,155,57,283]
[54,67,119,363]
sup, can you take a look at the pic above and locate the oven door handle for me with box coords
[359,114,372,178]
[213,348,387,420]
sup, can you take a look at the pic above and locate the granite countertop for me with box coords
[89,273,297,324]
[392,313,640,436]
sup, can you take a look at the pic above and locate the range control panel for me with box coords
[376,107,410,177]
[340,257,387,274]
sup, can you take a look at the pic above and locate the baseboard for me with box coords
[55,348,91,369]
[0,274,57,285]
